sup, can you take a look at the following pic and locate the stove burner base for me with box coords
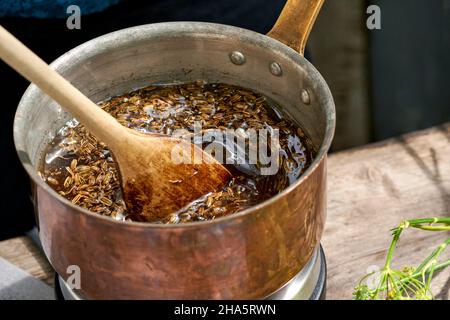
[55,246,326,300]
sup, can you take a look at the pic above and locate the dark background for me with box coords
[0,0,449,240]
[371,0,450,140]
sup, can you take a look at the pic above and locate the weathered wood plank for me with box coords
[324,123,450,299]
[0,236,54,287]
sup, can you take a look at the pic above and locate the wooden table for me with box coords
[1,123,449,299]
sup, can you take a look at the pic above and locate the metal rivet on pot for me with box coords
[301,89,311,105]
[229,51,246,65]
[269,62,282,76]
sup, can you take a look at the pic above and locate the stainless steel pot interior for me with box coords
[14,21,335,227]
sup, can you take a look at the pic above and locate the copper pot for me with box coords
[13,0,335,299]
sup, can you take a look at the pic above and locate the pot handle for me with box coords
[267,0,324,55]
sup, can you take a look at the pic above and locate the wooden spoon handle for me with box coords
[267,0,324,55]
[0,25,125,146]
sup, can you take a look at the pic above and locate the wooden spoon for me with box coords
[0,26,231,222]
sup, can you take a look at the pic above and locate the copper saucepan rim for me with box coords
[14,21,335,230]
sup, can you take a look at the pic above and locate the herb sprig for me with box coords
[354,217,450,300]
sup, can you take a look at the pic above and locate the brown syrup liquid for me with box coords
[40,82,316,224]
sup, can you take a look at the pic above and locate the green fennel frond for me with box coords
[354,217,450,300]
